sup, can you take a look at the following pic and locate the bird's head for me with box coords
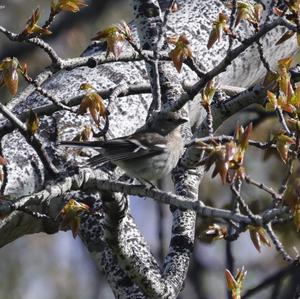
[151,111,188,135]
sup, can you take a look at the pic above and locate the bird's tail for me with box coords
[59,140,110,165]
[58,140,104,149]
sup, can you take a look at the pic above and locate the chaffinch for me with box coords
[60,112,187,182]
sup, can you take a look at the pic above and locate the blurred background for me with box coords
[0,1,299,298]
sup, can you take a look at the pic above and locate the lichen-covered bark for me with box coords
[0,0,298,298]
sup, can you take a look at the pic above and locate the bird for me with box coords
[59,112,187,183]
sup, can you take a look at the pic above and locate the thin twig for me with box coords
[231,179,259,223]
[0,26,62,65]
[185,57,206,78]
[245,175,281,201]
[227,0,237,52]
[278,159,294,196]
[264,222,294,263]
[206,104,214,137]
[276,108,291,135]
[190,136,275,151]
[94,82,134,138]
[125,39,153,63]
[22,73,76,112]
[42,9,59,31]
[0,83,152,136]
[256,39,272,72]
[170,17,297,112]
[0,101,59,177]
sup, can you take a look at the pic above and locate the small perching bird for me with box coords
[59,112,187,182]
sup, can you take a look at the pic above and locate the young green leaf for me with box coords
[56,199,90,238]
[207,12,228,49]
[21,8,52,36]
[169,35,192,72]
[51,0,87,14]
[78,83,106,126]
[26,109,40,136]
[92,24,130,58]
[248,226,271,252]
[0,57,20,96]
[225,267,247,299]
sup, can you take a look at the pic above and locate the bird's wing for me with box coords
[88,132,167,165]
[60,132,167,165]
[100,132,167,160]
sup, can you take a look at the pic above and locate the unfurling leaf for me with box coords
[169,35,192,72]
[0,155,6,166]
[201,80,216,108]
[276,141,290,163]
[265,91,278,111]
[237,123,252,151]
[204,224,228,241]
[273,131,295,163]
[78,83,106,126]
[199,124,251,184]
[79,82,94,91]
[254,3,264,22]
[117,21,132,42]
[0,57,20,96]
[265,91,296,114]
[199,148,228,183]
[212,154,228,183]
[225,267,247,299]
[273,0,300,49]
[265,57,300,117]
[207,12,228,49]
[21,8,52,36]
[19,63,29,78]
[51,0,87,14]
[277,57,294,101]
[273,7,284,16]
[92,23,129,58]
[263,70,279,90]
[286,0,300,13]
[234,1,258,27]
[248,226,271,252]
[26,109,40,136]
[278,57,293,71]
[170,1,179,12]
[57,199,90,238]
